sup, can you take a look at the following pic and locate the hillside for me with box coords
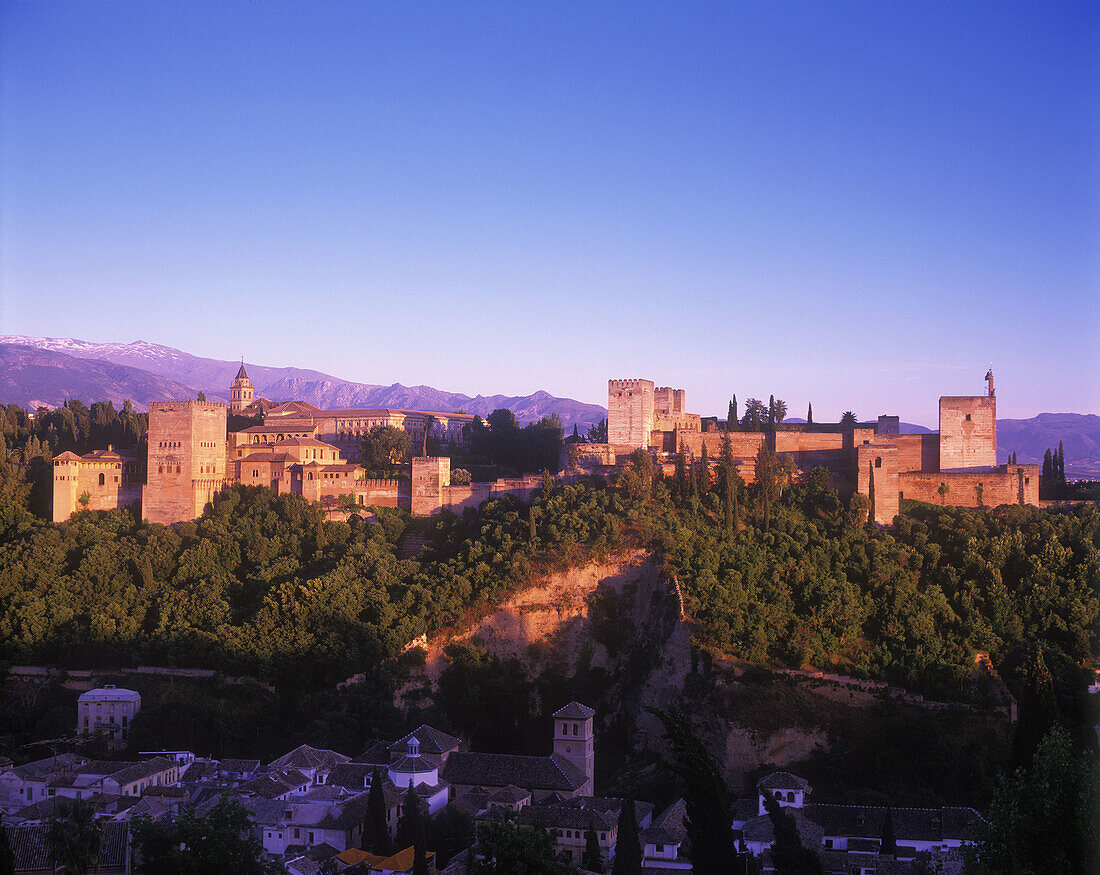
[998,413,1100,479]
[0,335,607,429]
[0,343,203,410]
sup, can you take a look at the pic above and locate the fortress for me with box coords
[597,371,1038,523]
[52,365,541,524]
[51,365,1039,526]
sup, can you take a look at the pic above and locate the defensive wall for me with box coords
[606,373,1039,522]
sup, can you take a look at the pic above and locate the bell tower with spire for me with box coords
[230,362,254,414]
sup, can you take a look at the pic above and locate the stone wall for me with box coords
[144,401,227,525]
[857,444,900,524]
[898,464,1039,508]
[608,379,655,449]
[939,395,996,470]
[51,454,143,522]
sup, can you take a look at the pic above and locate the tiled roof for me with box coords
[104,756,175,787]
[517,796,653,832]
[77,687,141,703]
[742,809,824,849]
[268,745,350,772]
[553,701,595,720]
[355,741,393,765]
[804,803,983,843]
[236,363,250,380]
[388,755,437,774]
[389,725,465,758]
[488,784,531,804]
[758,771,811,792]
[328,762,374,791]
[218,758,260,774]
[441,752,586,792]
[11,753,85,779]
[5,820,128,870]
[641,798,688,847]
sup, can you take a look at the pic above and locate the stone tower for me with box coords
[229,363,254,414]
[553,701,595,796]
[144,401,228,524]
[608,379,655,449]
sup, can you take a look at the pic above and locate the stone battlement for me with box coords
[148,400,227,411]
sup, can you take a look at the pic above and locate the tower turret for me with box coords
[230,362,254,414]
[553,701,595,796]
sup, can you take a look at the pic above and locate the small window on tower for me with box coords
[965,414,972,421]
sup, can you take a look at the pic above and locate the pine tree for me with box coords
[806,403,812,426]
[610,798,642,875]
[582,817,604,873]
[880,806,897,858]
[365,767,390,855]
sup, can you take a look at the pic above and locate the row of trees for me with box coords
[720,396,858,431]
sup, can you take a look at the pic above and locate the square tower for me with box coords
[145,401,228,524]
[608,379,655,449]
[939,395,996,470]
[411,456,450,517]
[553,701,594,797]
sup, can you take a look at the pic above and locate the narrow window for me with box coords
[99,473,105,486]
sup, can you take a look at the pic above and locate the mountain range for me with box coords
[1,335,1096,477]
[0,336,607,431]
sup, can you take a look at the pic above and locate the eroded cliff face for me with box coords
[399,549,827,792]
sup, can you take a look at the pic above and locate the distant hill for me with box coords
[0,335,607,430]
[998,413,1100,479]
[0,343,203,410]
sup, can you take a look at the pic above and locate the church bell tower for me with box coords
[552,701,595,796]
[230,362,254,414]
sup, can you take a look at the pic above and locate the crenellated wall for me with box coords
[898,464,1038,508]
[608,379,655,449]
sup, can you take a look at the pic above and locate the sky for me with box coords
[1,1,1096,426]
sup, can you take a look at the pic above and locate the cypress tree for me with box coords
[880,806,897,858]
[1042,448,1053,485]
[1014,644,1060,768]
[365,767,390,855]
[867,462,876,525]
[768,395,776,427]
[610,798,642,875]
[762,790,823,874]
[806,403,812,426]
[396,781,420,852]
[651,708,737,875]
[1057,440,1065,483]
[582,817,604,873]
[699,443,711,492]
[0,822,14,875]
[730,396,738,430]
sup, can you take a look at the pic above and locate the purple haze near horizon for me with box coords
[1,2,1096,428]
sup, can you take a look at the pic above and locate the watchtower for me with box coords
[608,379,655,449]
[145,401,228,524]
[553,701,595,796]
[229,363,254,414]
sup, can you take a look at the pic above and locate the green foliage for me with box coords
[48,798,101,875]
[130,796,278,874]
[586,419,608,444]
[468,817,574,875]
[965,726,1098,874]
[360,425,411,475]
[466,409,562,476]
[839,411,857,428]
[366,767,390,855]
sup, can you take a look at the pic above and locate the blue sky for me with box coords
[1,1,1096,425]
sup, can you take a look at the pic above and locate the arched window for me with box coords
[875,457,882,468]
[98,473,105,486]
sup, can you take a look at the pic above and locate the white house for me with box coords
[77,685,141,739]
